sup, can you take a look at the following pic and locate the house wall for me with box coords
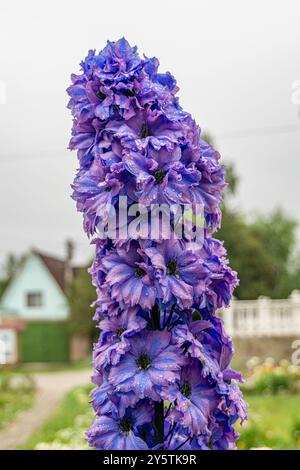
[0,329,18,364]
[0,254,69,320]
[70,335,90,361]
[20,322,70,362]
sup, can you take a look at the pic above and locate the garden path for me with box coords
[0,369,91,450]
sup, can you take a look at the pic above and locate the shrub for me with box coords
[241,358,300,395]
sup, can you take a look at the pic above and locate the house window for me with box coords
[0,329,17,364]
[26,291,43,307]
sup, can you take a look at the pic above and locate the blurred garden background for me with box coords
[1,357,300,449]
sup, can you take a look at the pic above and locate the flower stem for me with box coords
[164,403,172,419]
[152,303,161,330]
[154,400,164,445]
[165,305,175,328]
[151,303,164,445]
[175,436,191,450]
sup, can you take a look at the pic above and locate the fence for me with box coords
[221,290,300,338]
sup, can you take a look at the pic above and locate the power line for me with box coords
[0,123,299,163]
[217,123,300,140]
[0,152,71,163]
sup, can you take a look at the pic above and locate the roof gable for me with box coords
[35,252,67,292]
[32,250,81,293]
[0,252,70,320]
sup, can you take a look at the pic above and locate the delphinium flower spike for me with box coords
[67,38,247,450]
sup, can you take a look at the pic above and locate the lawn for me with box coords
[0,372,35,430]
[237,394,300,450]
[21,386,300,450]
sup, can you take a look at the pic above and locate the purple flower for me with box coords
[109,330,186,401]
[106,108,190,152]
[101,242,157,309]
[167,426,207,450]
[146,240,209,308]
[69,120,99,169]
[124,146,200,205]
[206,418,240,450]
[194,238,239,311]
[93,283,123,319]
[90,38,142,83]
[90,378,144,418]
[167,361,218,435]
[67,38,147,124]
[191,315,242,382]
[194,141,226,228]
[93,307,147,368]
[72,162,124,235]
[217,381,248,424]
[90,379,117,416]
[87,404,151,450]
[171,322,222,381]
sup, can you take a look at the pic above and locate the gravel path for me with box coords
[0,369,91,450]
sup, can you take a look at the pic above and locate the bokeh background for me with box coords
[0,0,300,450]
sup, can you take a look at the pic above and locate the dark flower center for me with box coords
[135,266,145,278]
[96,91,106,101]
[167,259,178,276]
[154,169,165,184]
[105,186,112,192]
[137,353,152,370]
[180,382,192,398]
[124,88,136,97]
[182,340,190,353]
[119,417,132,434]
[140,124,151,139]
[116,327,125,339]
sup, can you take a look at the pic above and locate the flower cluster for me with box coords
[68,38,247,450]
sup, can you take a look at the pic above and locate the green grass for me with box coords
[0,372,35,430]
[237,393,300,449]
[20,386,300,450]
[22,385,93,450]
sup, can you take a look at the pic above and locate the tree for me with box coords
[250,210,299,298]
[68,264,97,341]
[216,161,300,299]
[0,253,24,299]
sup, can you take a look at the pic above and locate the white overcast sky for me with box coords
[0,0,299,266]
